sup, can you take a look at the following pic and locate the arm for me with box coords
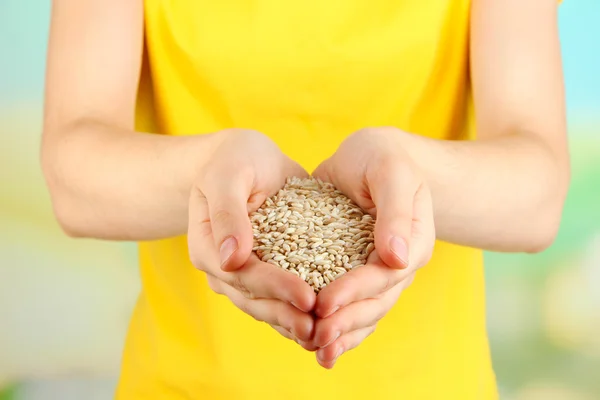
[41,0,221,240]
[42,0,318,337]
[396,0,569,253]
[308,0,569,367]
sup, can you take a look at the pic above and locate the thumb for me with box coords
[369,167,418,270]
[205,179,254,272]
[311,159,333,183]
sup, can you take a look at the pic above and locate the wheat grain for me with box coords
[250,177,375,292]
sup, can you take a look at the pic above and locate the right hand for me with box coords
[187,129,317,346]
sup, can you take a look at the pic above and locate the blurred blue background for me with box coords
[1,1,599,399]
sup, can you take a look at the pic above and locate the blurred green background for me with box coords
[1,1,599,399]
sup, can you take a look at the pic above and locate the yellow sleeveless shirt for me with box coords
[117,1,498,398]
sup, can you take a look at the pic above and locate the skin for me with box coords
[309,0,569,367]
[42,0,569,370]
[42,0,316,343]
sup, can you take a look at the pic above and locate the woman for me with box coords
[41,0,569,398]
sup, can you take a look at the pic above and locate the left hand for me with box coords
[311,127,436,368]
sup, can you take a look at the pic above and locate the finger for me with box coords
[187,186,220,271]
[316,325,377,369]
[188,213,316,313]
[271,324,294,340]
[311,158,334,184]
[231,255,317,312]
[409,184,436,269]
[271,325,319,352]
[201,170,254,272]
[281,157,311,181]
[206,274,225,295]
[367,160,419,270]
[313,280,404,348]
[314,250,412,318]
[217,280,315,342]
[188,188,246,279]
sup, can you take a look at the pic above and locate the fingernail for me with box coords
[322,305,339,318]
[290,301,305,312]
[322,331,341,348]
[220,237,238,267]
[334,347,344,362]
[317,349,327,362]
[390,236,409,267]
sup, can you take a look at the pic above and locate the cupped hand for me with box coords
[311,127,436,367]
[187,129,317,344]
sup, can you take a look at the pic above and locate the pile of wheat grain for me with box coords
[250,177,375,292]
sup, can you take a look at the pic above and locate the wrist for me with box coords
[402,131,478,227]
[175,131,225,199]
[183,128,264,195]
[386,128,436,177]
[391,129,458,208]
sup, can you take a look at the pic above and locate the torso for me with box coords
[117,1,498,398]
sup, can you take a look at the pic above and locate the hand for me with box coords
[187,129,317,344]
[311,127,436,367]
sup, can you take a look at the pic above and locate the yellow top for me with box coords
[117,1,498,398]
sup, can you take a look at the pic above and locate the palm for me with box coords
[307,128,435,368]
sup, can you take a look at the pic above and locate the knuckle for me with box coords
[381,271,400,292]
[212,209,232,225]
[243,289,256,300]
[197,219,213,238]
[206,276,224,295]
[188,252,206,271]
[237,300,255,319]
[382,276,395,292]
[410,219,428,239]
[422,249,434,267]
[229,275,254,299]
[276,326,293,340]
[368,324,378,336]
[275,311,289,332]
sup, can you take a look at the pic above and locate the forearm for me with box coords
[399,132,569,253]
[41,119,220,240]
